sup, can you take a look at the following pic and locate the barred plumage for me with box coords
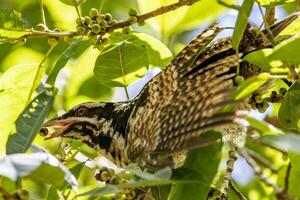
[41,13,298,169]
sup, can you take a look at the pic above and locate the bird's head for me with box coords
[41,103,113,141]
[41,101,136,152]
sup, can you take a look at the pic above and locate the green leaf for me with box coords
[77,185,120,197]
[255,0,295,7]
[137,0,235,37]
[0,9,25,30]
[287,153,300,199]
[243,48,275,71]
[276,15,300,41]
[125,165,172,180]
[109,32,172,67]
[65,46,112,109]
[259,133,300,154]
[46,187,60,200]
[0,64,44,155]
[93,41,149,87]
[58,0,86,6]
[231,73,270,99]
[168,131,222,200]
[278,83,300,130]
[0,152,77,189]
[269,33,300,65]
[243,34,300,73]
[232,0,254,51]
[6,90,55,154]
[246,116,283,135]
[46,38,82,86]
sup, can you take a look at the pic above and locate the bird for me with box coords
[41,13,298,169]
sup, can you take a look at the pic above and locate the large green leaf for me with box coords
[109,32,172,67]
[59,0,86,6]
[137,0,235,38]
[276,15,300,41]
[0,64,44,155]
[6,90,55,154]
[0,9,27,41]
[65,46,112,109]
[232,0,254,51]
[93,41,149,87]
[278,83,300,130]
[288,153,300,199]
[244,33,300,70]
[259,133,300,154]
[269,33,300,65]
[168,131,222,200]
[231,73,270,99]
[0,152,77,190]
[255,0,295,7]
[46,38,82,86]
[0,9,25,30]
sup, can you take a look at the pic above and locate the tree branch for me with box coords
[1,0,201,44]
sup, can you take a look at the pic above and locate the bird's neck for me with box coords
[84,101,135,165]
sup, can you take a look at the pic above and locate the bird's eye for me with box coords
[76,107,88,116]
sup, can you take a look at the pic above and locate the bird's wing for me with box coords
[126,25,243,166]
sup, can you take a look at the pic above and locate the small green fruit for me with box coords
[110,19,118,25]
[76,26,86,34]
[76,17,85,25]
[35,23,48,31]
[87,31,95,39]
[122,26,131,34]
[96,14,105,23]
[128,16,137,24]
[102,37,109,44]
[128,8,138,16]
[48,37,59,46]
[89,8,98,18]
[18,38,27,45]
[279,87,287,95]
[104,13,112,22]
[100,171,110,182]
[91,24,101,34]
[138,20,145,26]
[84,16,92,25]
[64,36,73,43]
[110,175,121,184]
[98,20,107,28]
[19,190,29,200]
[234,75,244,85]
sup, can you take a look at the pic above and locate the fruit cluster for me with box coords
[248,88,287,113]
[33,8,143,48]
[75,8,116,48]
[94,166,146,200]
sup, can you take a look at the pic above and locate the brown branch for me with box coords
[1,0,201,44]
[239,147,282,194]
[245,147,278,173]
[229,181,248,200]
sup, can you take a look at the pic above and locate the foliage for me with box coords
[0,0,300,199]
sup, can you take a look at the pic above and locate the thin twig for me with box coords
[99,0,105,13]
[283,162,291,194]
[1,0,201,44]
[247,137,288,156]
[239,147,282,194]
[26,44,56,104]
[229,180,248,200]
[245,147,278,173]
[40,0,46,25]
[75,5,81,18]
[222,146,238,197]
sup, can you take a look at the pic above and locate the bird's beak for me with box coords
[41,117,79,139]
